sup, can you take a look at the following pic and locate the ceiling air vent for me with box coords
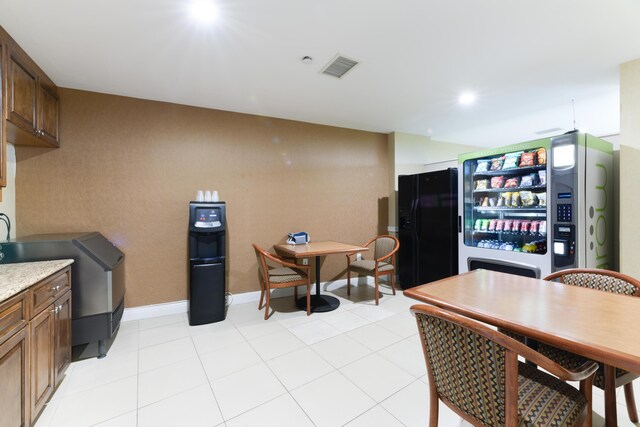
[321,55,359,79]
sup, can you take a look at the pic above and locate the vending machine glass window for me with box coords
[463,148,548,254]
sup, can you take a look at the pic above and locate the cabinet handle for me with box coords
[50,284,60,292]
[50,306,59,314]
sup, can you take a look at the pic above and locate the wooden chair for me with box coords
[253,244,311,320]
[345,235,399,305]
[411,303,598,427]
[534,269,640,425]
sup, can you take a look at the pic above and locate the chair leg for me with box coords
[579,377,594,427]
[429,389,439,427]
[259,287,265,310]
[264,290,270,320]
[347,269,351,296]
[375,274,379,305]
[624,382,639,422]
[390,272,396,295]
[306,284,311,316]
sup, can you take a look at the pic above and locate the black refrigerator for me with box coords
[398,169,459,289]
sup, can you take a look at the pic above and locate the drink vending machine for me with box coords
[458,132,613,278]
[188,202,226,325]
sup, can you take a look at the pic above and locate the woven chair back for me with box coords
[415,312,507,426]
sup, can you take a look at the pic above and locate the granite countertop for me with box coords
[0,259,74,304]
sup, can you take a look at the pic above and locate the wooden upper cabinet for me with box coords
[38,81,59,145]
[7,49,38,133]
[3,34,59,148]
[0,42,5,190]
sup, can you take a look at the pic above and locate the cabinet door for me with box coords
[0,42,5,188]
[0,327,29,427]
[30,306,54,423]
[53,291,71,387]
[6,48,38,134]
[37,81,59,146]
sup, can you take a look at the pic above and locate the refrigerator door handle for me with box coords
[415,199,422,239]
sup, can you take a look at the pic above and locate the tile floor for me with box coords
[34,284,639,427]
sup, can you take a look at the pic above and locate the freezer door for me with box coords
[398,175,418,288]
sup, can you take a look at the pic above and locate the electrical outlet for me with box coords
[356,252,362,261]
[302,258,309,265]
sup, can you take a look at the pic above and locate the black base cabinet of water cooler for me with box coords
[188,259,226,325]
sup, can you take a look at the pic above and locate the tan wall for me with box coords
[0,144,16,238]
[619,59,640,278]
[621,59,640,150]
[15,89,389,308]
[387,132,479,228]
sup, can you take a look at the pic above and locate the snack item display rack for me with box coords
[458,132,613,278]
[469,146,547,254]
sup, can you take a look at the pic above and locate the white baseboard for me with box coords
[121,300,189,322]
[121,277,377,322]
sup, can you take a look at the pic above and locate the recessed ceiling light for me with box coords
[188,0,219,24]
[459,92,476,106]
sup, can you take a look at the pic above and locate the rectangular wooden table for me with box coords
[404,269,640,427]
[274,241,368,312]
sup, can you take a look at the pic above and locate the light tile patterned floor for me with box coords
[34,284,639,427]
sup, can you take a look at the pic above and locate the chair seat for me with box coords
[348,259,394,274]
[502,331,639,392]
[268,267,306,283]
[518,362,588,427]
[536,344,637,390]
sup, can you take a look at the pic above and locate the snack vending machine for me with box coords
[458,132,613,278]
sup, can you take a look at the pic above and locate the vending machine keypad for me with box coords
[557,204,572,222]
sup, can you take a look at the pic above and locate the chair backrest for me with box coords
[252,244,268,285]
[373,235,399,260]
[413,304,508,426]
[544,268,640,297]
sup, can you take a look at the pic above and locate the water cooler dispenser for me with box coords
[188,202,226,325]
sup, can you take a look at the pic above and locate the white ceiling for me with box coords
[1,0,639,147]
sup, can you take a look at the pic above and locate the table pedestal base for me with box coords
[296,295,340,313]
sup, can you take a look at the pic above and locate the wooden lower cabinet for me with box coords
[0,327,30,427]
[53,291,71,387]
[29,306,54,424]
[0,266,71,427]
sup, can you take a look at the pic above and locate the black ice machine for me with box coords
[188,202,226,325]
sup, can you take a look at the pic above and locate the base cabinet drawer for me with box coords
[30,269,70,316]
[0,327,30,427]
[0,292,29,346]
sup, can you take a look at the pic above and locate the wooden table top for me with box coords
[404,269,640,375]
[274,241,369,258]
